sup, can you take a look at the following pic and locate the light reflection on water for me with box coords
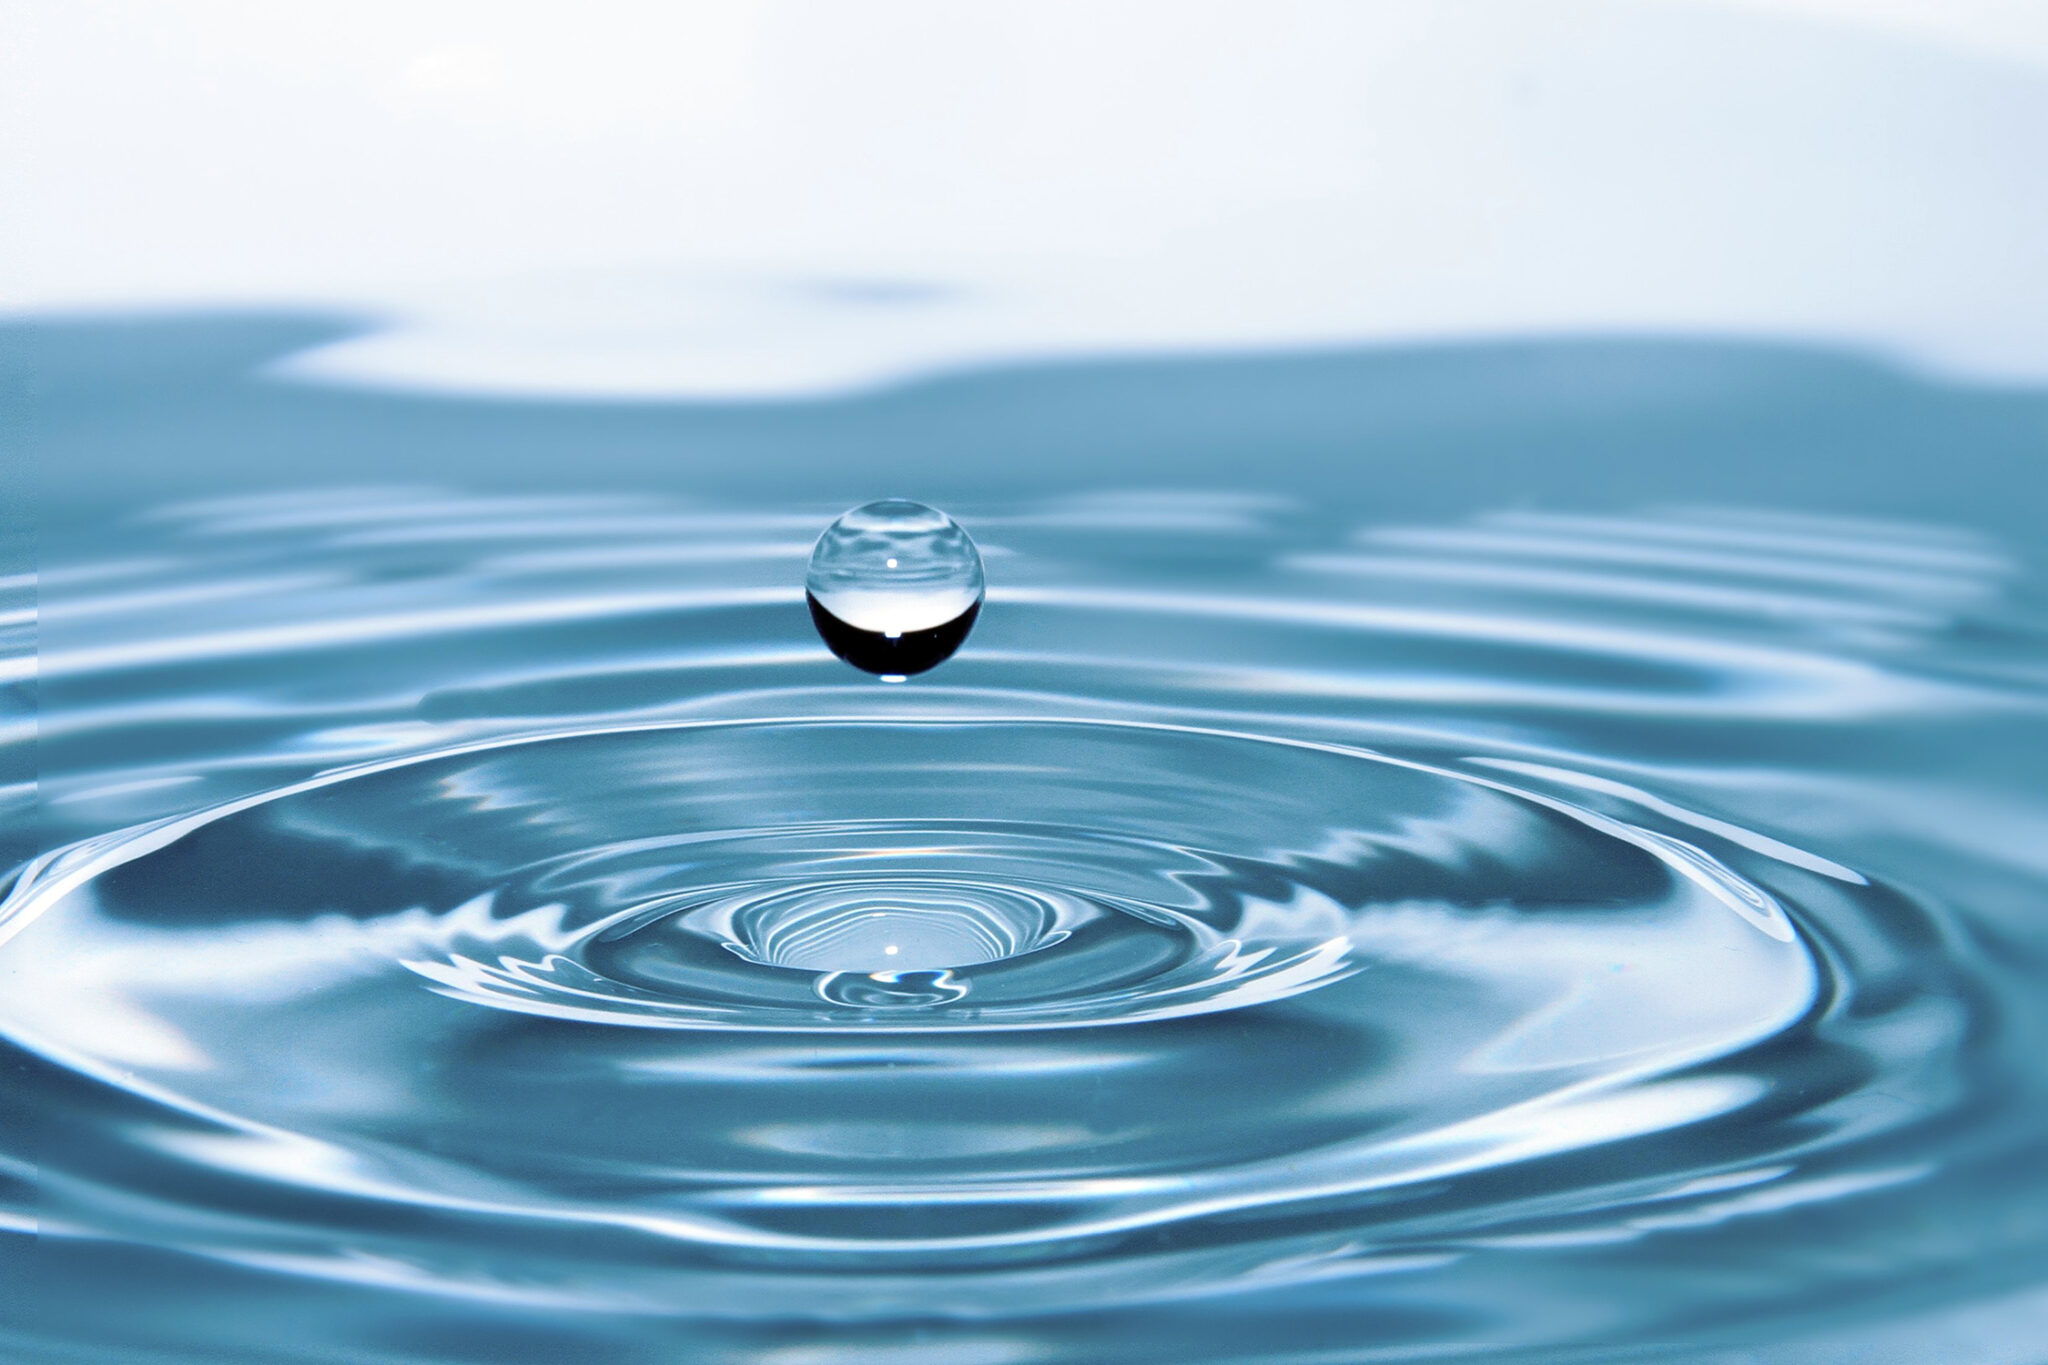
[7,326,2048,1362]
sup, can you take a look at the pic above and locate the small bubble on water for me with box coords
[806,499,983,677]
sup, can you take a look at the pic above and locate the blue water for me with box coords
[5,317,2048,1362]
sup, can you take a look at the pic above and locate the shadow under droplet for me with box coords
[808,593,981,676]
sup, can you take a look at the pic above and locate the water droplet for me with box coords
[806,499,984,676]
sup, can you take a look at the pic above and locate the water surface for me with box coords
[5,317,2048,1362]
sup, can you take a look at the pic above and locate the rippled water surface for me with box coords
[7,327,2048,1362]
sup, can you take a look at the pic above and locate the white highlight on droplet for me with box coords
[806,499,985,636]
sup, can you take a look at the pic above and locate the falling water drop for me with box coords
[806,500,984,677]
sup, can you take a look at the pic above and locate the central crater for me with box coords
[674,879,1081,972]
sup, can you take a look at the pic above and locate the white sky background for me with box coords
[3,0,2046,395]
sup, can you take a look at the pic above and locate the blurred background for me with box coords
[6,0,2048,381]
[5,1,2047,541]
[7,1,2047,535]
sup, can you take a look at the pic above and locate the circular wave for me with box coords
[5,492,2040,1361]
[0,714,1913,1319]
[6,718,1813,1035]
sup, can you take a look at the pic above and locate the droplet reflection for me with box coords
[806,499,984,676]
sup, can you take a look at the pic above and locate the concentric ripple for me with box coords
[0,709,1892,1320]
[5,719,1815,1039]
[6,488,2046,1363]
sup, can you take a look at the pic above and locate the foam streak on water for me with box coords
[6,490,2048,1363]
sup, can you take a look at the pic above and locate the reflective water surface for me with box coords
[6,322,2048,1362]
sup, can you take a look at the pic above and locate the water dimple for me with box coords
[806,499,984,677]
[701,880,1068,973]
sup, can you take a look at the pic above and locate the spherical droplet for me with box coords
[806,500,984,677]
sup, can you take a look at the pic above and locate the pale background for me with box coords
[4,0,2046,396]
